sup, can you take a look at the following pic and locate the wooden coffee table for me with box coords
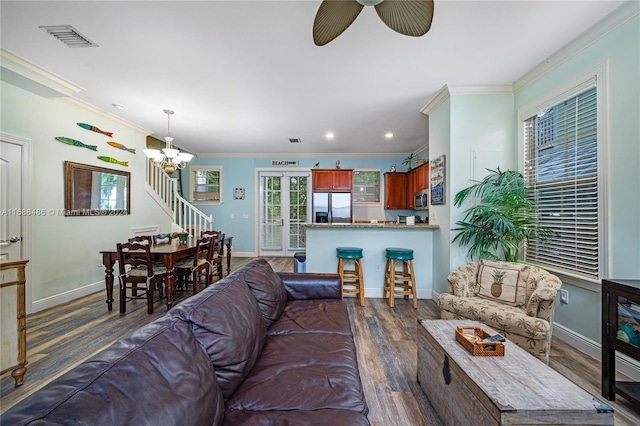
[417,319,613,425]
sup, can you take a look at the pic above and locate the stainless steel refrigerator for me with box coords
[312,192,352,223]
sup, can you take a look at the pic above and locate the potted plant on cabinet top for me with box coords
[452,167,555,262]
[402,153,416,170]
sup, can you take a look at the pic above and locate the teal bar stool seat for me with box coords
[383,248,417,308]
[336,247,365,306]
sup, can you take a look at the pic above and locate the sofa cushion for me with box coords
[226,333,367,413]
[267,299,353,336]
[223,408,370,426]
[477,260,529,307]
[2,317,224,426]
[236,258,287,328]
[171,277,267,398]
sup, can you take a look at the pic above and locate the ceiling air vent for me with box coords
[39,25,98,48]
[289,138,302,143]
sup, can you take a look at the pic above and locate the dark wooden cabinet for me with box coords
[414,162,429,192]
[312,169,353,192]
[384,172,408,209]
[602,278,640,405]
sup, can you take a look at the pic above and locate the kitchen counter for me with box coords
[304,223,439,301]
[303,223,438,229]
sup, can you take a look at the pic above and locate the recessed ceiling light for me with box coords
[385,132,393,139]
[325,132,334,140]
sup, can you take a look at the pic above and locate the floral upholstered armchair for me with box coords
[437,260,562,364]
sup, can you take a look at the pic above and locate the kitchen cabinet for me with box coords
[312,169,353,192]
[602,278,640,406]
[384,172,408,209]
[412,162,429,192]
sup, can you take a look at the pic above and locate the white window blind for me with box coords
[523,85,599,280]
[352,170,381,203]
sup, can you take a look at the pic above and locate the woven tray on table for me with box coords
[455,326,505,356]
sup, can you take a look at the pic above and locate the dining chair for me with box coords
[116,241,168,314]
[174,237,212,295]
[209,233,225,283]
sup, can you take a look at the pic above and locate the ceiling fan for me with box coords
[313,0,434,46]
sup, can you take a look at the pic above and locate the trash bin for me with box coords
[294,252,306,273]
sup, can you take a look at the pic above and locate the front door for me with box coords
[0,139,24,260]
[259,171,310,257]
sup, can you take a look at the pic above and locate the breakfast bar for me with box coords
[304,223,439,300]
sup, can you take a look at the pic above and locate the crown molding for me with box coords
[196,152,409,159]
[420,84,514,115]
[420,85,450,115]
[513,0,639,93]
[0,48,84,96]
[63,97,152,135]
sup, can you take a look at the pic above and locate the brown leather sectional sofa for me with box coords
[2,259,369,425]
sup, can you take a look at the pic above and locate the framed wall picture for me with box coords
[234,188,245,200]
[430,155,445,205]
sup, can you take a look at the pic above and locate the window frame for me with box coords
[189,165,223,205]
[352,169,382,206]
[517,63,608,291]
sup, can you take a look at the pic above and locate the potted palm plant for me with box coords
[452,167,554,262]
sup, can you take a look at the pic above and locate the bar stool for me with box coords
[336,247,365,307]
[383,248,417,308]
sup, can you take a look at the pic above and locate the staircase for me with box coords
[145,160,214,237]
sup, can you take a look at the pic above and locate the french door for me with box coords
[259,171,310,257]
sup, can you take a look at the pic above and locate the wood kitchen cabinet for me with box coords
[384,172,408,209]
[312,169,353,192]
[413,162,429,192]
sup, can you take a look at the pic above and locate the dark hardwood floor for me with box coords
[1,257,639,424]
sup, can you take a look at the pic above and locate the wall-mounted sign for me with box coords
[272,160,299,166]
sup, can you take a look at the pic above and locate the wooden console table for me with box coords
[0,259,29,386]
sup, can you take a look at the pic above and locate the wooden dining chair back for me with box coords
[201,230,221,241]
[116,241,168,314]
[209,233,225,283]
[175,237,211,295]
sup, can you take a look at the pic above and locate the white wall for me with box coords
[1,80,172,312]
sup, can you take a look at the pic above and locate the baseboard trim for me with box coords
[553,322,640,381]
[32,281,104,313]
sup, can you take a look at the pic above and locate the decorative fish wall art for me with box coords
[97,156,128,167]
[77,122,113,137]
[107,141,136,154]
[55,137,98,151]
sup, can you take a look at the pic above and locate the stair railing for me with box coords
[145,159,214,237]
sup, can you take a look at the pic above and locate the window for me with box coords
[522,77,603,285]
[352,170,380,204]
[190,166,222,204]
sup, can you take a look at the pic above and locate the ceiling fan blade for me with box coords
[313,0,365,46]
[374,0,434,37]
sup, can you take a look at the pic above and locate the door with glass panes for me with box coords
[259,172,310,257]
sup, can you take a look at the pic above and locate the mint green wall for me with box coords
[514,14,640,342]
[427,93,515,294]
[1,81,172,306]
[426,98,451,294]
[185,156,411,254]
[449,94,516,270]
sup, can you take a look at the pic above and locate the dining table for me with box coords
[100,235,233,312]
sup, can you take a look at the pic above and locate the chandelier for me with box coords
[143,109,194,174]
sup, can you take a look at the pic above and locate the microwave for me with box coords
[414,189,429,210]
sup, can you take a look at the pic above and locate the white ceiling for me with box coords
[0,0,625,156]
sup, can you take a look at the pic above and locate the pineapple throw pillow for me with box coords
[477,261,529,307]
